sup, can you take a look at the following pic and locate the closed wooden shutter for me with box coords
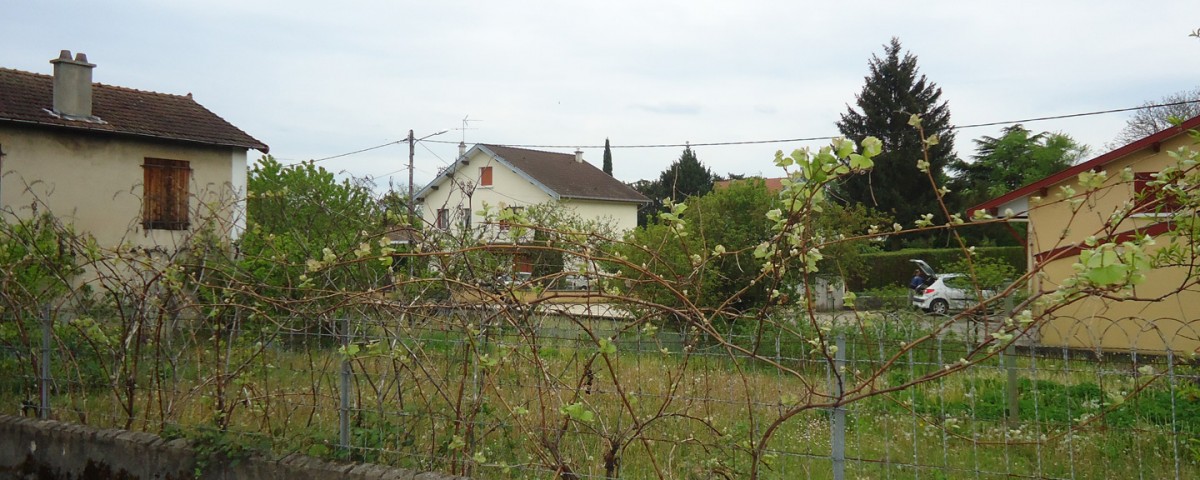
[143,158,191,230]
[480,166,493,186]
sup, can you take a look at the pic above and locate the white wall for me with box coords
[418,148,641,237]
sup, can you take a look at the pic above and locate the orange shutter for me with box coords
[480,166,493,186]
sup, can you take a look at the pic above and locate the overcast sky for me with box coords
[4,1,1199,192]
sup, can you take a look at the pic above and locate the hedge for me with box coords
[845,247,1025,291]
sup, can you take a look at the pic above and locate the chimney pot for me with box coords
[458,141,467,158]
[574,149,583,163]
[49,50,97,120]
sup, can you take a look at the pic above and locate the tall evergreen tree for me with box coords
[633,146,716,226]
[836,38,956,240]
[658,146,714,202]
[603,138,613,176]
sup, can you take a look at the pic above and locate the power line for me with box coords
[310,139,403,163]
[422,99,1200,150]
[954,99,1200,130]
[306,98,1200,162]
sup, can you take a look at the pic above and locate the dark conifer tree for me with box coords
[657,146,714,203]
[633,146,715,226]
[836,37,956,242]
[603,138,613,176]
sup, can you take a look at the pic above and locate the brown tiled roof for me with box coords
[714,177,786,192]
[482,144,648,203]
[0,67,268,152]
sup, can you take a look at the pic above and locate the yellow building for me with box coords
[0,50,268,251]
[972,115,1200,354]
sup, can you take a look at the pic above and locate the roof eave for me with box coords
[477,144,562,200]
[561,194,651,205]
[0,117,269,153]
[969,114,1200,217]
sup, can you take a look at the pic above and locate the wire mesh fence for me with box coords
[3,302,1198,479]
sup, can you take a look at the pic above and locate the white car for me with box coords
[910,260,994,315]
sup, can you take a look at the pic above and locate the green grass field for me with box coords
[3,311,1198,479]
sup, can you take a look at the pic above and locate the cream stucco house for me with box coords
[971,114,1200,354]
[415,144,647,273]
[0,50,268,250]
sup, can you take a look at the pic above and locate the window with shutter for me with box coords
[142,158,191,230]
[436,208,449,229]
[480,166,493,187]
[459,207,471,229]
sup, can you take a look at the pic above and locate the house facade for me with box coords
[971,114,1200,354]
[0,51,268,250]
[415,144,647,272]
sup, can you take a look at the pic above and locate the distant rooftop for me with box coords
[713,176,786,192]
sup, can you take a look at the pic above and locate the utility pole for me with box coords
[403,128,449,279]
[408,129,415,279]
[408,129,416,229]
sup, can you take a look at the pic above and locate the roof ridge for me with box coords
[0,65,196,101]
[484,143,575,158]
[94,81,195,100]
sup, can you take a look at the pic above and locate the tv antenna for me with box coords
[455,115,482,144]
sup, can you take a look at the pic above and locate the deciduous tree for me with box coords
[950,124,1088,207]
[1110,87,1200,148]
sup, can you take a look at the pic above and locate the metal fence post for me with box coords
[40,304,51,420]
[831,333,846,480]
[339,316,351,451]
[998,294,1017,424]
[1005,344,1019,426]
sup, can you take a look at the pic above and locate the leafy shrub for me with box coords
[846,247,1024,291]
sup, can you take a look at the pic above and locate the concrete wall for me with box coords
[0,415,466,480]
[0,124,248,250]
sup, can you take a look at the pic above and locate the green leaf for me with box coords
[834,138,855,158]
[848,154,874,170]
[339,344,360,357]
[560,402,595,423]
[861,136,882,157]
[598,338,617,355]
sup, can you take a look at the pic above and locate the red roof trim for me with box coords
[1033,220,1176,264]
[969,114,1200,217]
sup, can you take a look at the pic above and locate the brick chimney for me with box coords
[49,50,97,121]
